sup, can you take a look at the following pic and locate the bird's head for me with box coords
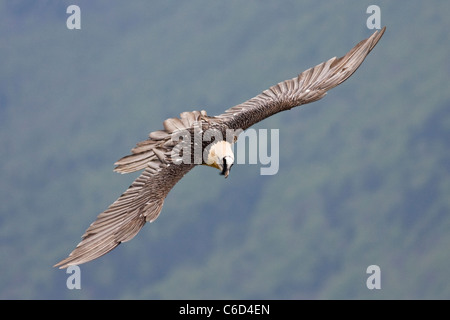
[205,140,234,178]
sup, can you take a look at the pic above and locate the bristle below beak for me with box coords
[220,168,230,178]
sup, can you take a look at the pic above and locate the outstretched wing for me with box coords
[215,27,385,130]
[53,111,207,268]
[55,28,385,268]
[114,110,208,173]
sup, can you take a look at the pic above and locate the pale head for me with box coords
[205,140,234,178]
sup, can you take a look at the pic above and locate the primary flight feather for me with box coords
[55,27,385,268]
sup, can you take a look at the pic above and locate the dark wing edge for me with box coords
[54,163,194,268]
[216,27,386,130]
[55,110,208,268]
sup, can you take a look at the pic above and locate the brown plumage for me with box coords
[54,27,385,268]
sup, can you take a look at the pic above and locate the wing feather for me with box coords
[114,110,207,174]
[54,163,194,268]
[216,27,385,130]
[55,110,206,268]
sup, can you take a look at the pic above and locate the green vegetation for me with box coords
[1,1,449,299]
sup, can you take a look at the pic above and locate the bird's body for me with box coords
[55,27,385,268]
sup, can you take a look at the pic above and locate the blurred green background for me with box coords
[1,0,449,299]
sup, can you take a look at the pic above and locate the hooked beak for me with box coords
[220,156,233,178]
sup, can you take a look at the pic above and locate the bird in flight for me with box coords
[55,27,385,268]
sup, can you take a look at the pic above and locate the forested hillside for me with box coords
[1,1,449,299]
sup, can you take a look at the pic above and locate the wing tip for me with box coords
[53,258,73,269]
[368,26,386,52]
